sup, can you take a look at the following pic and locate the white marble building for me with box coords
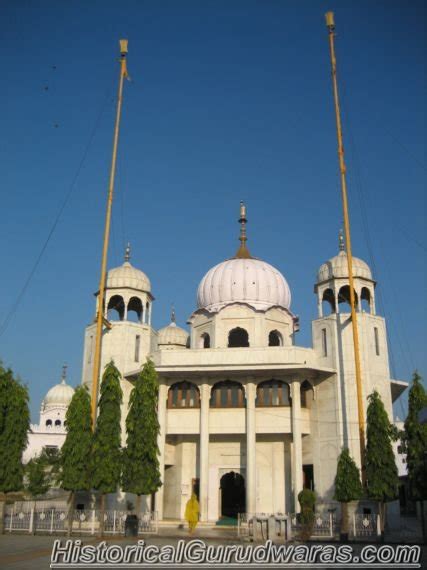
[80,205,407,521]
[24,366,74,463]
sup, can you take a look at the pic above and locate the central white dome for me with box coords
[197,257,291,312]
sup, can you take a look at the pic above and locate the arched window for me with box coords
[338,285,358,313]
[55,419,61,427]
[322,288,336,315]
[228,327,249,348]
[268,330,283,347]
[256,380,291,407]
[199,333,210,349]
[128,297,143,323]
[300,380,314,409]
[167,382,200,408]
[107,295,125,321]
[46,419,52,427]
[210,381,245,408]
[361,287,371,314]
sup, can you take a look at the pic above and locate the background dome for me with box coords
[107,261,151,292]
[317,250,373,282]
[43,381,74,408]
[197,257,291,312]
[158,322,189,347]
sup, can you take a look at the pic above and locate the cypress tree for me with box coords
[122,359,161,514]
[365,390,399,538]
[60,385,93,535]
[91,361,122,535]
[403,372,427,539]
[334,448,363,540]
[0,364,30,495]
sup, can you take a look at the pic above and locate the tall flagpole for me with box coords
[325,12,366,481]
[90,39,129,427]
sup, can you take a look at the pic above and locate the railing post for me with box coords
[376,514,381,536]
[353,514,356,537]
[29,507,34,534]
[113,510,116,534]
[91,510,95,535]
[9,505,14,532]
[50,510,54,534]
[329,513,333,537]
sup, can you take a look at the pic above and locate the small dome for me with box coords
[197,257,291,313]
[158,322,189,348]
[43,380,74,408]
[317,250,373,282]
[107,261,151,293]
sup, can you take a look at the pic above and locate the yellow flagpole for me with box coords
[90,39,129,428]
[325,13,366,480]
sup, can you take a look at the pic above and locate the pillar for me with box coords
[246,381,256,514]
[156,383,167,520]
[199,383,210,521]
[291,380,303,513]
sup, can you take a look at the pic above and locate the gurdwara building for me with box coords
[80,205,406,521]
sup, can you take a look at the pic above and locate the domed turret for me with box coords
[42,365,74,411]
[196,202,291,313]
[315,231,376,316]
[158,308,189,349]
[106,245,151,293]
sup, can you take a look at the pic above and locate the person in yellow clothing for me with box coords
[184,493,200,534]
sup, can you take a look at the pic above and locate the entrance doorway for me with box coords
[219,471,246,518]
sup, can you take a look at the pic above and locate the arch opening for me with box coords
[256,379,291,406]
[45,419,52,427]
[322,288,336,315]
[220,471,246,519]
[300,380,314,409]
[128,297,143,323]
[361,287,371,314]
[338,285,358,313]
[268,330,283,347]
[107,295,125,321]
[228,327,249,348]
[210,381,245,408]
[167,382,200,408]
[199,333,211,349]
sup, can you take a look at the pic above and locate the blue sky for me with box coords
[0,0,425,421]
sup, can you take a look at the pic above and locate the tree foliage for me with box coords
[122,359,161,499]
[403,372,427,501]
[91,361,123,495]
[60,385,92,492]
[26,449,55,498]
[0,364,30,493]
[365,390,398,503]
[334,448,363,503]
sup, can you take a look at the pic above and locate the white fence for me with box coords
[4,504,158,535]
[238,512,380,541]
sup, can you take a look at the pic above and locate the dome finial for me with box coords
[61,363,68,385]
[235,201,252,259]
[171,304,176,324]
[124,242,131,262]
[338,229,345,252]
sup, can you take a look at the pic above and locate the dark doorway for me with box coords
[228,327,249,347]
[192,478,200,500]
[220,471,246,518]
[303,464,314,491]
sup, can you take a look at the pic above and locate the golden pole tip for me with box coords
[119,39,128,54]
[325,12,335,28]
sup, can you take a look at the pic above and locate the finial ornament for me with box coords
[339,229,345,252]
[61,363,68,385]
[124,242,131,262]
[235,201,252,259]
[171,304,176,324]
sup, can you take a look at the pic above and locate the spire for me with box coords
[171,304,176,324]
[235,201,252,259]
[338,229,345,252]
[124,242,131,263]
[61,363,68,385]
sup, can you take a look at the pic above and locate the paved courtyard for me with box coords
[0,529,425,569]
